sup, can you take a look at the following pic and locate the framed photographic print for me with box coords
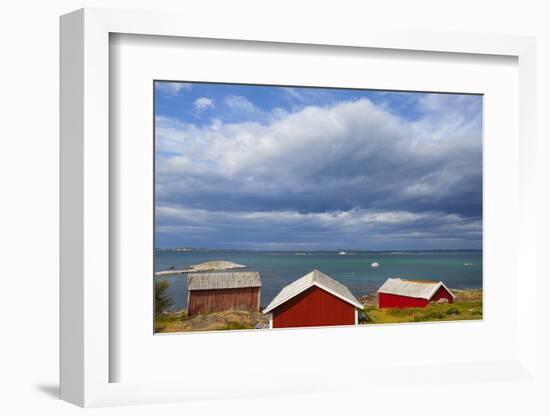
[60,7,539,408]
[152,81,483,334]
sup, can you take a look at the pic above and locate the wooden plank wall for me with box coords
[188,287,260,315]
[378,292,429,308]
[272,286,355,328]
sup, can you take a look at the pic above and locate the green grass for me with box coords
[154,311,189,332]
[214,322,253,331]
[154,289,483,332]
[364,301,482,324]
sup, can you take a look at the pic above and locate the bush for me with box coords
[154,279,172,317]
[446,307,461,316]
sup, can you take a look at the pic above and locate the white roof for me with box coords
[263,269,363,313]
[377,278,454,300]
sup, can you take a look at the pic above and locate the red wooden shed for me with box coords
[263,269,363,329]
[186,271,261,315]
[377,278,454,308]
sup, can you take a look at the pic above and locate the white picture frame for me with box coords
[60,7,538,408]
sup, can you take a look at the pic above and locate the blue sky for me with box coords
[154,81,482,250]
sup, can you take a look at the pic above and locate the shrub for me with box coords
[154,279,172,317]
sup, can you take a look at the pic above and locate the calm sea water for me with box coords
[154,250,482,309]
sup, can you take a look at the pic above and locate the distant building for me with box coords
[377,278,454,308]
[186,271,261,315]
[263,269,363,328]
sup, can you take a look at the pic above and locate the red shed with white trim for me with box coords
[263,269,363,328]
[377,278,454,308]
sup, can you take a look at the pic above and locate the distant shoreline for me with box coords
[154,251,483,310]
[154,260,247,276]
[156,248,483,253]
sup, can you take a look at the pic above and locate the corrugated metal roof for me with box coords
[377,278,454,300]
[263,269,363,313]
[187,271,261,291]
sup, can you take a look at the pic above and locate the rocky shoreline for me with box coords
[155,260,247,276]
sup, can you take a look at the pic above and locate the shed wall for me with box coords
[271,286,356,328]
[429,286,454,304]
[188,287,260,315]
[378,286,454,308]
[378,293,429,308]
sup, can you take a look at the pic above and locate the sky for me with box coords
[154,81,483,250]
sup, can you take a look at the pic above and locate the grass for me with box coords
[214,322,252,331]
[155,288,483,331]
[155,309,268,333]
[364,300,482,324]
[154,310,190,332]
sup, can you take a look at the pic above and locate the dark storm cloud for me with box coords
[155,206,481,250]
[155,93,482,249]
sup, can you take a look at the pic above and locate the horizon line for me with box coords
[155,247,482,252]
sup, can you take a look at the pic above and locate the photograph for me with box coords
[153,81,483,333]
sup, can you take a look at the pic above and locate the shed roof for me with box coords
[377,278,454,300]
[263,269,363,313]
[187,271,261,291]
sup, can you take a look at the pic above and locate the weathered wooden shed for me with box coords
[263,269,363,329]
[377,278,454,308]
[186,271,261,315]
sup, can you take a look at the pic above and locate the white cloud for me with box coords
[224,95,261,114]
[155,95,482,249]
[282,87,306,102]
[157,206,431,226]
[159,99,398,175]
[271,107,288,119]
[165,206,472,230]
[412,93,482,141]
[193,97,214,113]
[219,95,301,123]
[156,82,192,96]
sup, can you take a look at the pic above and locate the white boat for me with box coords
[338,251,348,255]
[370,262,380,268]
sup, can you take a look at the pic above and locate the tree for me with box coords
[155,279,172,317]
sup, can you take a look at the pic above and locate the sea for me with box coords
[154,250,483,310]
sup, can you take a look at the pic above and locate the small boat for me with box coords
[464,262,473,266]
[338,251,348,256]
[371,262,380,268]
